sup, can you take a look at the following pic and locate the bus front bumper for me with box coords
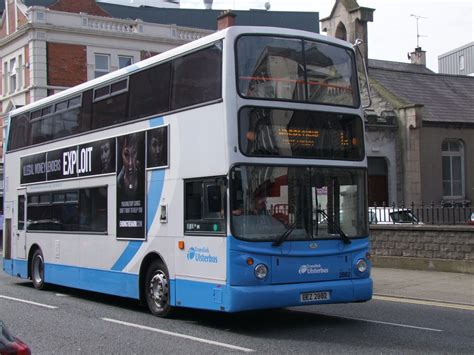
[225,277,372,312]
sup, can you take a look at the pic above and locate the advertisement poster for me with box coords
[20,152,47,184]
[20,138,116,184]
[116,132,146,239]
[146,126,168,168]
[78,138,116,177]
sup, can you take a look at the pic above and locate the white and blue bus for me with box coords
[2,26,371,317]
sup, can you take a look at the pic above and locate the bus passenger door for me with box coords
[15,193,27,259]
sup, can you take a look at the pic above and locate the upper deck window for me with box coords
[236,35,359,108]
[7,42,223,152]
[171,44,222,110]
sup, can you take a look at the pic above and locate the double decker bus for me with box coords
[2,26,371,317]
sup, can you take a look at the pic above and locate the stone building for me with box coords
[321,0,474,207]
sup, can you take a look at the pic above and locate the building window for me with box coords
[442,140,464,198]
[9,58,17,93]
[118,56,133,69]
[335,22,347,41]
[94,54,110,78]
[459,55,465,71]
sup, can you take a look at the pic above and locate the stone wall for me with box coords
[370,224,474,273]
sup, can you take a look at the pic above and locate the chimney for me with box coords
[217,10,236,30]
[203,0,213,9]
[410,47,426,66]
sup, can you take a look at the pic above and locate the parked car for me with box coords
[368,207,421,225]
[0,320,31,354]
[468,212,474,225]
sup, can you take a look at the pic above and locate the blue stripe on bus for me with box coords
[147,170,165,231]
[175,279,226,311]
[175,277,372,312]
[3,258,28,279]
[111,241,143,271]
[150,116,164,127]
[45,263,140,299]
[4,256,372,311]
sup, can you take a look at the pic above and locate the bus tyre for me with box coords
[31,249,46,290]
[145,260,173,317]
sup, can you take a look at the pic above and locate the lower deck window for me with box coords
[27,187,107,232]
[184,177,226,234]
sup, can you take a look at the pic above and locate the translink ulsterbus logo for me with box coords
[298,264,329,275]
[186,247,218,263]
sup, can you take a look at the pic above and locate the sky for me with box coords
[98,0,473,72]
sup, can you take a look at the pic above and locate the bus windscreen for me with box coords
[239,107,364,160]
[237,35,359,107]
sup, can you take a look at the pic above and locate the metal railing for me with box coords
[370,202,473,225]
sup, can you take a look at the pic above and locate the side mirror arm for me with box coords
[353,39,372,109]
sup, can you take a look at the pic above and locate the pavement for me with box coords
[372,267,474,306]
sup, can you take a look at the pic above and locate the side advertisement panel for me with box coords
[117,132,146,239]
[20,138,117,184]
[19,125,169,240]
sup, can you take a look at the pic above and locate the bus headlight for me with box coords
[356,259,368,273]
[254,264,268,279]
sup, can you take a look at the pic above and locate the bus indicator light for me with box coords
[178,241,185,250]
[246,257,254,265]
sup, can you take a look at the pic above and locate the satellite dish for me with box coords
[264,1,271,10]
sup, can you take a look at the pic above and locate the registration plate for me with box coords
[300,291,330,302]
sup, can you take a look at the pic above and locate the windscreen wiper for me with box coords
[272,222,297,247]
[317,209,351,245]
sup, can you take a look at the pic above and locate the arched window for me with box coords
[335,22,347,41]
[442,140,464,198]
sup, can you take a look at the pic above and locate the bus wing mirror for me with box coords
[353,39,372,109]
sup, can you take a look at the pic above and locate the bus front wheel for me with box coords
[145,260,173,317]
[31,249,46,290]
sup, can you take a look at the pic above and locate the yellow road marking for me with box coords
[373,295,474,311]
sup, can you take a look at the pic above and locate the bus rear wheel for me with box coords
[145,260,173,317]
[31,249,46,290]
